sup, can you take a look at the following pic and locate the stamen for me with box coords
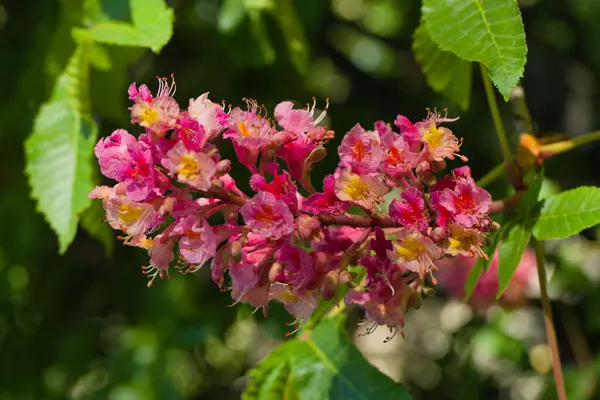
[384,326,399,343]
[313,98,330,126]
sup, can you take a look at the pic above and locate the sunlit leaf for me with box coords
[243,315,413,400]
[421,0,527,100]
[25,43,98,254]
[412,21,472,110]
[84,0,174,53]
[271,0,310,74]
[532,186,600,240]
[218,0,246,34]
[248,10,276,65]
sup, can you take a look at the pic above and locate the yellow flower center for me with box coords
[140,105,159,126]
[117,203,144,225]
[279,290,298,302]
[343,175,369,200]
[448,237,463,252]
[424,125,443,149]
[178,154,200,179]
[395,237,425,260]
[238,121,251,137]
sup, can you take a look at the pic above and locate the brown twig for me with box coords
[532,238,567,400]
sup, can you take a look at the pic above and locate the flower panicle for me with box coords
[90,76,493,339]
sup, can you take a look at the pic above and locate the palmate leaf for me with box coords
[243,315,413,400]
[412,21,472,110]
[83,0,174,53]
[421,0,527,100]
[532,186,600,240]
[25,42,98,254]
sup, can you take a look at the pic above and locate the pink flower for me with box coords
[338,124,383,173]
[161,142,217,190]
[334,169,389,210]
[89,184,156,236]
[443,223,487,258]
[224,103,273,172]
[173,215,219,267]
[275,243,317,291]
[229,262,271,308]
[273,100,333,189]
[380,130,418,180]
[274,101,316,133]
[269,283,318,323]
[240,192,294,240]
[94,129,156,201]
[431,171,492,228]
[188,92,228,140]
[389,187,428,231]
[394,115,421,146]
[249,170,298,212]
[312,226,366,254]
[303,175,348,215]
[416,111,463,163]
[128,79,179,135]
[174,112,206,152]
[387,229,443,279]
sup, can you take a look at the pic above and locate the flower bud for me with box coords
[216,159,231,175]
[296,215,321,241]
[223,204,239,223]
[408,291,423,310]
[231,241,243,263]
[432,160,446,172]
[308,146,327,163]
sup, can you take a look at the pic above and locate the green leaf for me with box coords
[218,0,246,34]
[248,10,276,65]
[243,316,413,400]
[496,222,531,297]
[421,0,527,100]
[412,21,472,110]
[532,186,600,241]
[496,171,543,297]
[90,42,112,71]
[84,0,174,53]
[80,199,114,257]
[271,0,310,75]
[25,43,98,254]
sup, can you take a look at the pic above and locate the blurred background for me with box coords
[2,0,600,398]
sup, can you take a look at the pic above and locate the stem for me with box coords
[532,238,567,400]
[488,191,525,214]
[480,64,521,189]
[476,162,505,188]
[540,130,600,158]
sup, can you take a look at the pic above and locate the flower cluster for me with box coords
[91,76,493,338]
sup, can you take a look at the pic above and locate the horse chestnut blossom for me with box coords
[90,76,495,339]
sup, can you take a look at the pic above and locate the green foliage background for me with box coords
[2,0,600,399]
